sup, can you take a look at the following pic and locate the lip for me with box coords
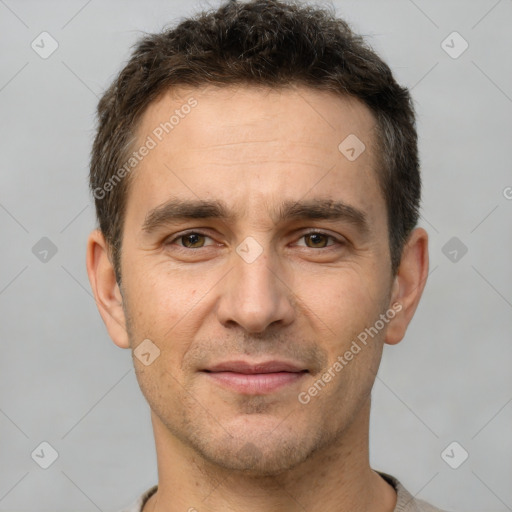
[202,360,308,394]
[204,360,306,374]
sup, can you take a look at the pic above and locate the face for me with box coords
[112,85,398,475]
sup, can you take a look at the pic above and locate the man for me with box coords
[86,0,445,510]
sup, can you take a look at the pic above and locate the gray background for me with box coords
[1,0,511,510]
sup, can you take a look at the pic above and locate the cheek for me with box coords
[123,261,202,329]
[121,262,221,370]
[134,359,190,432]
[296,265,388,344]
[300,271,386,406]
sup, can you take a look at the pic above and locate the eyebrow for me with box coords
[142,199,235,233]
[142,198,370,235]
[275,199,369,234]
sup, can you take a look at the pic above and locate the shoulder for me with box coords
[377,472,451,512]
[117,485,158,512]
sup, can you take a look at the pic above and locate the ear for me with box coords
[86,229,130,349]
[385,227,429,346]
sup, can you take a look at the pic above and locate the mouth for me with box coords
[201,360,309,394]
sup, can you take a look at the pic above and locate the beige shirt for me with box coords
[119,472,448,511]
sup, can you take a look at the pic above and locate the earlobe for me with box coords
[384,227,429,346]
[86,229,130,349]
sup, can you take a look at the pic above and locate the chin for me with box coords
[199,440,311,476]
[181,417,330,477]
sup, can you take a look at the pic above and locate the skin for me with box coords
[87,84,429,512]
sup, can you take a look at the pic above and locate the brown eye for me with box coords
[180,233,206,248]
[303,233,331,248]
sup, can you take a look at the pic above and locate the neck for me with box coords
[144,398,396,512]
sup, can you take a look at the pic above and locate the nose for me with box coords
[216,242,295,334]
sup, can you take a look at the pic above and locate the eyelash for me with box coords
[166,230,344,250]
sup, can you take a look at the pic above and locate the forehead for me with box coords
[127,84,385,229]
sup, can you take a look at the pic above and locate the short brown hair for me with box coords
[90,0,420,281]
